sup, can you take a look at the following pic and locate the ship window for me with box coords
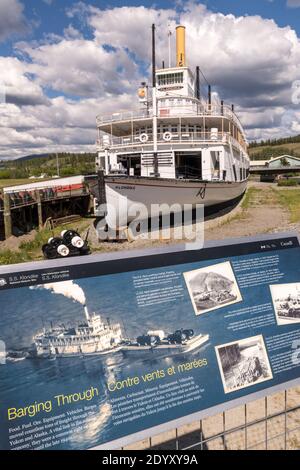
[233,165,237,181]
[211,151,220,179]
[157,72,184,86]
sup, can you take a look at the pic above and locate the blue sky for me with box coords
[4,0,300,54]
[1,0,300,158]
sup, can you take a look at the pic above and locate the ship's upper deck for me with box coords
[96,99,246,139]
[96,98,248,154]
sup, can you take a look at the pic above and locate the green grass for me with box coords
[277,179,299,187]
[216,187,259,226]
[277,189,300,223]
[0,178,41,189]
[0,249,32,265]
[241,187,260,209]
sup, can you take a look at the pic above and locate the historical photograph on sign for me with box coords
[0,273,212,450]
[183,261,242,316]
[270,283,300,326]
[215,335,273,394]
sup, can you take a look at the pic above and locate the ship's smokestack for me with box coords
[84,305,90,321]
[176,25,186,67]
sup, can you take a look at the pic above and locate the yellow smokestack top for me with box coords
[176,25,186,67]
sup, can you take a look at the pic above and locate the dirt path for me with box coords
[205,181,293,241]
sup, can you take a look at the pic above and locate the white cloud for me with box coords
[85,3,300,140]
[0,93,135,158]
[17,38,139,97]
[85,4,300,110]
[1,2,300,158]
[89,5,175,61]
[0,0,27,42]
[63,25,83,40]
[0,57,48,106]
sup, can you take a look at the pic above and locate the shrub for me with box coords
[277,179,299,187]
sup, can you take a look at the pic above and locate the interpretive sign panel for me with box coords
[0,233,299,450]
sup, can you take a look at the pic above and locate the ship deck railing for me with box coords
[176,165,202,179]
[96,101,244,133]
[96,131,248,156]
[0,186,89,212]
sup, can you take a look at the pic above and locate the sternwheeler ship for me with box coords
[33,305,123,358]
[32,304,209,360]
[95,24,250,229]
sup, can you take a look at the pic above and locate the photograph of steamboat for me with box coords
[32,305,209,359]
[33,304,123,358]
[270,283,300,325]
[95,24,250,228]
[122,329,209,358]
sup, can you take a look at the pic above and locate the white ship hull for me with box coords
[35,344,123,358]
[105,177,247,228]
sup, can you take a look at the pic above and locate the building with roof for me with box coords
[267,155,300,168]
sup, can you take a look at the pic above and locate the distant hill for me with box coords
[15,153,50,162]
[0,153,97,179]
[249,134,300,149]
[249,135,300,161]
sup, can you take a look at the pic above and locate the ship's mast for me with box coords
[168,24,172,68]
[152,24,159,177]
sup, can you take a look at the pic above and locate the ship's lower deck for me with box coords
[34,345,123,358]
